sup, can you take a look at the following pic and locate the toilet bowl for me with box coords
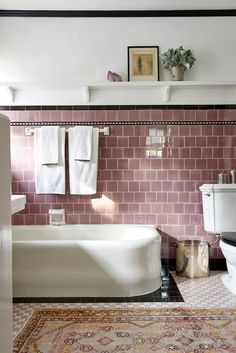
[200,184,236,295]
[220,237,236,295]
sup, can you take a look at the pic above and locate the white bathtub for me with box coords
[12,224,162,298]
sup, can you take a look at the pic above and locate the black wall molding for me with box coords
[0,9,236,18]
[10,121,236,127]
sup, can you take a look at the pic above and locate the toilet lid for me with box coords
[221,232,236,246]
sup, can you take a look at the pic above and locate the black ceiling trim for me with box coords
[0,9,236,18]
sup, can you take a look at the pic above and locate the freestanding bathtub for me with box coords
[12,224,161,298]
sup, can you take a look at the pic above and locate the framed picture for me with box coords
[128,46,159,81]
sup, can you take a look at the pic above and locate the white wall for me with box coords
[1,0,236,10]
[0,16,236,84]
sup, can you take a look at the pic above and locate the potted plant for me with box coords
[161,45,196,81]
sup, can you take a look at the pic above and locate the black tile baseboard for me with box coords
[162,258,227,271]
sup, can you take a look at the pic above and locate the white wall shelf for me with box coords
[0,81,236,106]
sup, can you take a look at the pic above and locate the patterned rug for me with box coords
[14,307,236,353]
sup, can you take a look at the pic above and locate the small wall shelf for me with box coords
[1,81,236,106]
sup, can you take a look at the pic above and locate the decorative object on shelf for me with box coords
[107,70,123,82]
[161,45,196,81]
[128,46,159,81]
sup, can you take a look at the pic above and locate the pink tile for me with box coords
[100,148,112,158]
[145,170,159,180]
[134,148,144,158]
[190,148,201,158]
[134,214,146,224]
[179,214,190,225]
[112,170,123,180]
[74,204,85,213]
[179,192,189,203]
[150,110,162,120]
[202,126,212,136]
[117,110,128,121]
[123,126,135,136]
[129,204,140,213]
[118,159,128,169]
[140,181,150,192]
[150,181,162,191]
[162,159,173,169]
[29,204,40,214]
[129,181,140,192]
[196,110,207,121]
[107,159,117,169]
[91,215,102,224]
[123,148,134,158]
[124,192,135,202]
[129,159,140,169]
[162,110,173,121]
[185,159,196,169]
[162,203,173,214]
[138,110,150,121]
[146,192,156,202]
[185,137,196,147]
[67,215,79,224]
[135,170,145,180]
[173,203,184,214]
[167,192,178,203]
[134,193,145,203]
[184,204,195,214]
[173,181,184,192]
[167,214,178,225]
[123,170,134,180]
[129,137,140,147]
[36,215,47,225]
[207,110,217,120]
[207,159,218,169]
[184,110,196,121]
[124,214,135,224]
[196,159,207,169]
[118,203,129,213]
[25,215,35,225]
[12,214,24,225]
[117,136,129,147]
[163,181,172,192]
[212,126,223,136]
[140,204,150,213]
[107,182,117,192]
[151,203,162,213]
[140,159,151,170]
[79,215,90,224]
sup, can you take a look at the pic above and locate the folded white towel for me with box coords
[39,126,59,164]
[34,128,66,194]
[69,127,99,195]
[74,126,93,161]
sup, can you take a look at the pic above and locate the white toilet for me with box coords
[200,184,236,295]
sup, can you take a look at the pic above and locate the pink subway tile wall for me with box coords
[5,108,236,258]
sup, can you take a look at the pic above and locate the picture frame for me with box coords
[128,46,159,81]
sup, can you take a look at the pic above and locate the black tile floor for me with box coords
[13,268,184,304]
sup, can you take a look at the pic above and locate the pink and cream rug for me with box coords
[14,307,236,353]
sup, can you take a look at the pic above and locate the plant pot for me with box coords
[170,65,185,81]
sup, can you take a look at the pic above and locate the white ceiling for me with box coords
[0,0,236,10]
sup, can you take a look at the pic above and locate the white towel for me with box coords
[69,127,99,195]
[39,126,59,164]
[34,128,66,194]
[74,126,93,161]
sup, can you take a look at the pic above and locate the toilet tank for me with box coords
[199,184,236,233]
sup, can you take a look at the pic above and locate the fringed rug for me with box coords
[14,307,236,353]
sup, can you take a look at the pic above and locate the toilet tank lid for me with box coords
[199,184,236,192]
